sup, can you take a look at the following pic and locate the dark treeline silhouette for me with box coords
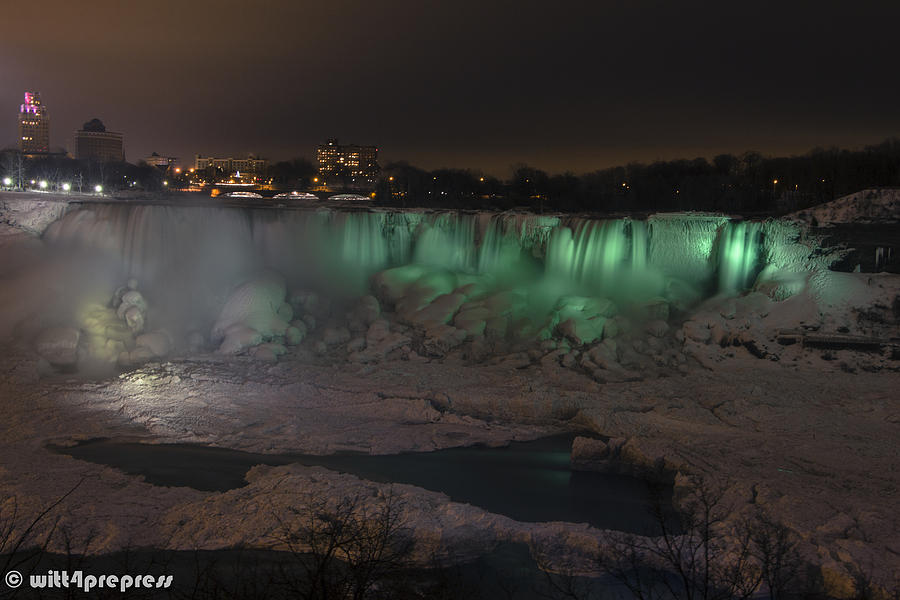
[5,139,899,213]
[269,158,316,189]
[375,138,900,214]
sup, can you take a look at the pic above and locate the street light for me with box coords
[772,179,778,197]
[62,183,71,192]
[39,180,48,189]
[94,184,103,193]
[2,177,11,186]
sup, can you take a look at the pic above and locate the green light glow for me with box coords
[47,207,792,327]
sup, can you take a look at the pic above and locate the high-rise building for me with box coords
[316,138,379,185]
[18,92,50,155]
[74,119,124,162]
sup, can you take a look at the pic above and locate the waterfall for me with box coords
[412,213,477,272]
[43,205,774,314]
[717,221,763,294]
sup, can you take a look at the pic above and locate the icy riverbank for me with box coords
[0,193,898,597]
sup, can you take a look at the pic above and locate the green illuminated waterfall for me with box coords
[45,206,779,312]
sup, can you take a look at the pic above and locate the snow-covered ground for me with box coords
[1,193,898,597]
[790,188,900,225]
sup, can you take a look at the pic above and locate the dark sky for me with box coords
[2,0,899,176]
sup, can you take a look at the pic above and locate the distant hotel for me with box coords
[18,92,51,156]
[74,119,124,162]
[316,138,379,186]
[194,154,268,178]
[144,152,178,170]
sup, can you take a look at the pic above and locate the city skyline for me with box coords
[2,1,900,176]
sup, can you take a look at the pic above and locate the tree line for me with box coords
[4,138,899,214]
[374,138,900,215]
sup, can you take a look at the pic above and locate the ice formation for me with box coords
[29,204,833,366]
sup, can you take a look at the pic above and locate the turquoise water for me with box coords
[46,205,769,302]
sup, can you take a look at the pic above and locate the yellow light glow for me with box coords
[773,179,778,184]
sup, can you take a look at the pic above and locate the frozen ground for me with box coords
[790,188,900,225]
[0,194,898,597]
[2,343,899,594]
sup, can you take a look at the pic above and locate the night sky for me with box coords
[3,0,899,175]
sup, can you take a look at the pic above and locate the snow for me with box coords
[0,194,898,595]
[790,188,900,224]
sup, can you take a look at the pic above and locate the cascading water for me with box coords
[412,213,477,272]
[544,219,669,303]
[716,221,764,294]
[43,204,776,322]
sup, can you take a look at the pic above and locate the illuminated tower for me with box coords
[18,92,50,154]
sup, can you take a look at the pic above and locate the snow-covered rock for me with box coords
[406,292,466,327]
[790,188,900,225]
[211,272,289,351]
[135,331,172,357]
[347,295,380,330]
[217,324,263,355]
[557,315,605,345]
[422,324,467,356]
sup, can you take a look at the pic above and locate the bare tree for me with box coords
[274,488,414,600]
[1,480,84,599]
[747,512,802,600]
[597,475,782,600]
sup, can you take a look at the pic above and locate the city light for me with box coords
[94,184,103,193]
[39,180,48,189]
[62,183,71,191]
[163,181,168,186]
[2,177,11,186]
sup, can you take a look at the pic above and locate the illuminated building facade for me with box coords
[194,155,268,178]
[316,138,379,185]
[74,119,125,162]
[18,92,50,155]
[144,152,178,170]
